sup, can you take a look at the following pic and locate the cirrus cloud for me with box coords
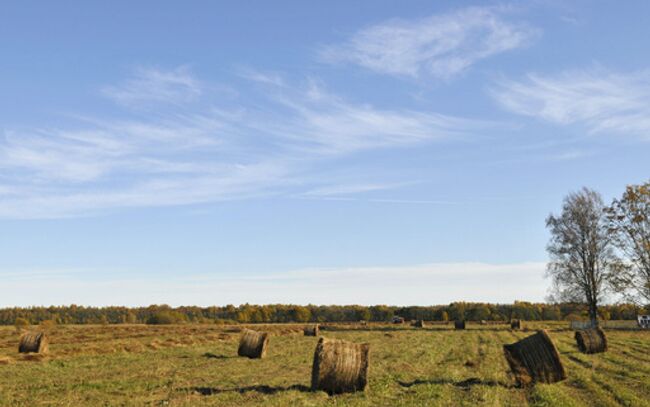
[0,67,484,219]
[491,68,650,139]
[320,6,538,79]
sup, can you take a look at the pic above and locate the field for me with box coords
[0,322,649,406]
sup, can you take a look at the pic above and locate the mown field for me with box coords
[0,322,648,406]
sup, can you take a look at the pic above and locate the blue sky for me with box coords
[1,1,649,306]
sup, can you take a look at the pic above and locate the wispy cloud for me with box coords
[296,194,462,205]
[0,67,481,219]
[0,161,293,219]
[302,181,413,197]
[547,150,592,161]
[102,66,202,107]
[236,67,285,87]
[492,68,650,139]
[0,116,223,184]
[0,262,547,306]
[320,6,538,79]
[253,79,478,154]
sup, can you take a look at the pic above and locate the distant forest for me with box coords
[1,302,648,325]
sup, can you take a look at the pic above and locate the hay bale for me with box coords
[18,332,48,354]
[414,320,425,328]
[511,319,522,330]
[311,337,369,394]
[237,329,269,359]
[454,320,466,330]
[503,330,566,386]
[575,327,607,354]
[304,324,320,337]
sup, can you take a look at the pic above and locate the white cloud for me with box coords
[251,79,480,154]
[321,6,538,78]
[492,68,650,139]
[0,117,224,185]
[548,150,592,161]
[0,262,547,306]
[236,67,285,87]
[102,66,202,107]
[0,161,293,219]
[302,182,411,197]
[0,68,481,219]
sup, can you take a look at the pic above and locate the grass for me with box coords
[0,322,648,406]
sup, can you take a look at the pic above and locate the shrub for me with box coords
[14,317,30,332]
[39,320,56,332]
[146,311,188,325]
[214,318,236,325]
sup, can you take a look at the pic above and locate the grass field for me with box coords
[0,322,648,406]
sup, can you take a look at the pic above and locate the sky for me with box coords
[1,1,649,307]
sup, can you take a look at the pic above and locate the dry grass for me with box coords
[0,322,648,406]
[0,356,14,365]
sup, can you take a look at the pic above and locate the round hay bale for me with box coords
[574,327,607,354]
[511,319,522,330]
[311,337,369,394]
[237,329,269,359]
[414,320,425,328]
[18,332,48,354]
[304,324,320,337]
[503,330,566,386]
[454,320,466,330]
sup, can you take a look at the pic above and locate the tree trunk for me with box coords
[588,301,599,328]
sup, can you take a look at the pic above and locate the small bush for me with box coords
[146,311,188,325]
[40,320,56,332]
[214,319,236,325]
[14,318,30,332]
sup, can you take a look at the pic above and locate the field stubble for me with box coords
[0,322,648,406]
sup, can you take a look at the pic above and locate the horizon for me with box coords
[2,1,650,307]
[0,299,643,309]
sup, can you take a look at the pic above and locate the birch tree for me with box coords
[546,188,617,327]
[606,181,650,305]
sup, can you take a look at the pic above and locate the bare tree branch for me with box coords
[546,187,618,327]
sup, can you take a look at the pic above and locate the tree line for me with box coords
[1,301,647,326]
[546,180,649,327]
